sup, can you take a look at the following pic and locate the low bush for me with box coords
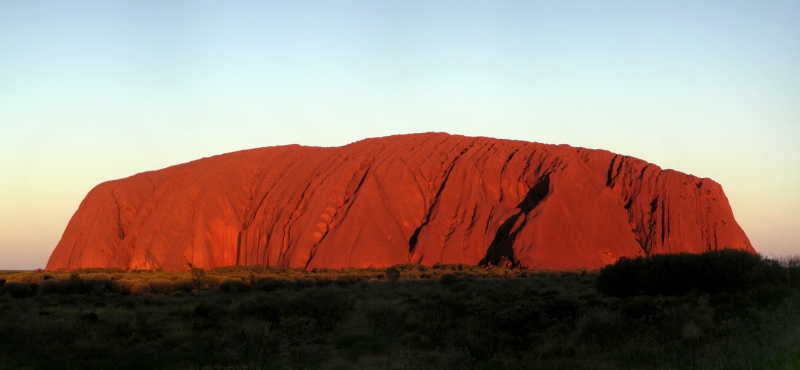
[490,297,546,349]
[544,297,582,321]
[780,256,800,287]
[334,274,362,286]
[285,286,355,333]
[190,267,220,289]
[454,317,502,366]
[364,301,406,337]
[1,282,35,298]
[576,306,626,348]
[74,268,124,274]
[403,292,462,348]
[439,273,460,285]
[597,249,786,297]
[254,277,291,291]
[148,279,175,295]
[620,296,660,320]
[218,279,253,293]
[130,281,152,295]
[171,280,194,294]
[335,333,387,361]
[88,278,118,295]
[748,284,790,307]
[385,266,400,281]
[35,273,112,295]
[192,302,229,332]
[236,297,282,323]
[37,278,79,295]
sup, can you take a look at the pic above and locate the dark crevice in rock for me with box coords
[606,154,619,187]
[236,231,242,265]
[480,173,550,267]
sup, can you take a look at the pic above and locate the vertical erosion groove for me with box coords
[408,145,472,254]
[111,187,126,240]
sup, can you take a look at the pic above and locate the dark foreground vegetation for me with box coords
[1,250,799,369]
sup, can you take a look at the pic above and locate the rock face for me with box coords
[46,133,754,271]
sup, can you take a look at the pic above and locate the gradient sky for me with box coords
[1,1,798,270]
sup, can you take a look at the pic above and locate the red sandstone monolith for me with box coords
[46,133,754,271]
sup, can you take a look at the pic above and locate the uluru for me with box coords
[46,133,754,272]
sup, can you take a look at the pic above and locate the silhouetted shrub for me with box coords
[576,307,626,348]
[1,282,35,298]
[335,333,387,362]
[279,315,317,346]
[107,320,135,338]
[148,279,175,295]
[597,249,784,297]
[656,303,714,341]
[204,276,221,288]
[171,280,194,293]
[191,267,220,289]
[780,256,800,288]
[439,273,460,285]
[38,279,77,295]
[115,280,136,294]
[74,268,124,274]
[254,277,291,291]
[385,266,400,281]
[80,312,99,323]
[334,274,362,286]
[193,302,229,330]
[279,315,323,368]
[620,297,660,320]
[748,284,790,307]
[130,281,152,295]
[37,274,100,295]
[294,277,316,289]
[748,258,788,288]
[88,278,117,295]
[701,249,782,293]
[545,298,582,321]
[285,286,354,333]
[454,317,501,366]
[404,291,466,347]
[238,321,283,368]
[710,292,753,321]
[365,301,406,337]
[491,297,546,349]
[236,298,282,323]
[218,279,253,293]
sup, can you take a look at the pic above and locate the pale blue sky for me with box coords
[1,1,798,269]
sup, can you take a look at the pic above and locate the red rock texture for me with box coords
[46,133,754,271]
